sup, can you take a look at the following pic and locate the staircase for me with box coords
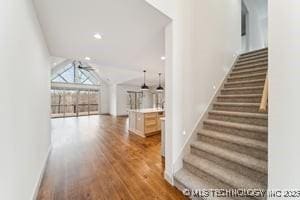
[174,48,268,200]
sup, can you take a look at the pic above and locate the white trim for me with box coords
[172,53,240,174]
[32,146,52,200]
[164,170,174,185]
[51,82,101,91]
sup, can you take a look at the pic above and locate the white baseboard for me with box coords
[164,170,174,185]
[32,145,52,200]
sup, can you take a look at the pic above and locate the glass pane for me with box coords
[64,90,77,117]
[52,76,66,83]
[78,90,89,116]
[78,70,88,83]
[89,91,99,114]
[83,79,93,85]
[50,88,100,118]
[51,89,64,118]
[60,66,75,83]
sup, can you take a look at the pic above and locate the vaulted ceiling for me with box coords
[34,0,170,85]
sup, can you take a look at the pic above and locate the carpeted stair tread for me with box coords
[174,169,235,200]
[233,63,268,72]
[240,51,268,58]
[203,119,267,133]
[240,48,268,56]
[230,68,268,76]
[213,102,261,107]
[222,86,264,92]
[183,154,266,189]
[214,102,260,108]
[190,141,267,174]
[198,129,267,151]
[174,48,268,197]
[237,58,268,65]
[235,61,268,67]
[227,72,267,81]
[240,53,268,60]
[209,110,267,119]
[217,95,262,103]
[218,94,262,98]
[238,54,268,62]
[234,61,268,68]
[224,79,265,87]
[213,102,261,114]
[208,110,267,126]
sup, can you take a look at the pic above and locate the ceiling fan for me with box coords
[73,60,95,72]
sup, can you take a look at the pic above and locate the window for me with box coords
[60,65,75,83]
[51,63,98,85]
[52,76,67,83]
[51,61,101,118]
[51,89,100,118]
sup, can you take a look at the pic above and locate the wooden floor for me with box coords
[37,115,185,200]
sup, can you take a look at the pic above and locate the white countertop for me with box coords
[128,108,164,113]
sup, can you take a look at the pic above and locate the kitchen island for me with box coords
[128,108,164,137]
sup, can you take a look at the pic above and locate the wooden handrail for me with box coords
[259,74,268,112]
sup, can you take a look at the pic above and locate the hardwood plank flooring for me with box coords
[37,115,185,200]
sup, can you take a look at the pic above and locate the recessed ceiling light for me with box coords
[85,57,91,61]
[53,62,57,66]
[94,33,102,40]
[161,56,166,60]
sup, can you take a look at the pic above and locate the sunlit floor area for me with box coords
[37,115,184,200]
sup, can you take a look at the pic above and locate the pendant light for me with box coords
[141,70,149,91]
[156,73,164,92]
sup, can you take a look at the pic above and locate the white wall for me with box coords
[147,0,241,183]
[269,0,300,192]
[243,0,268,51]
[0,0,51,199]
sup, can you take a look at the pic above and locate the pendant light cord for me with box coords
[143,70,146,85]
[159,73,161,86]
